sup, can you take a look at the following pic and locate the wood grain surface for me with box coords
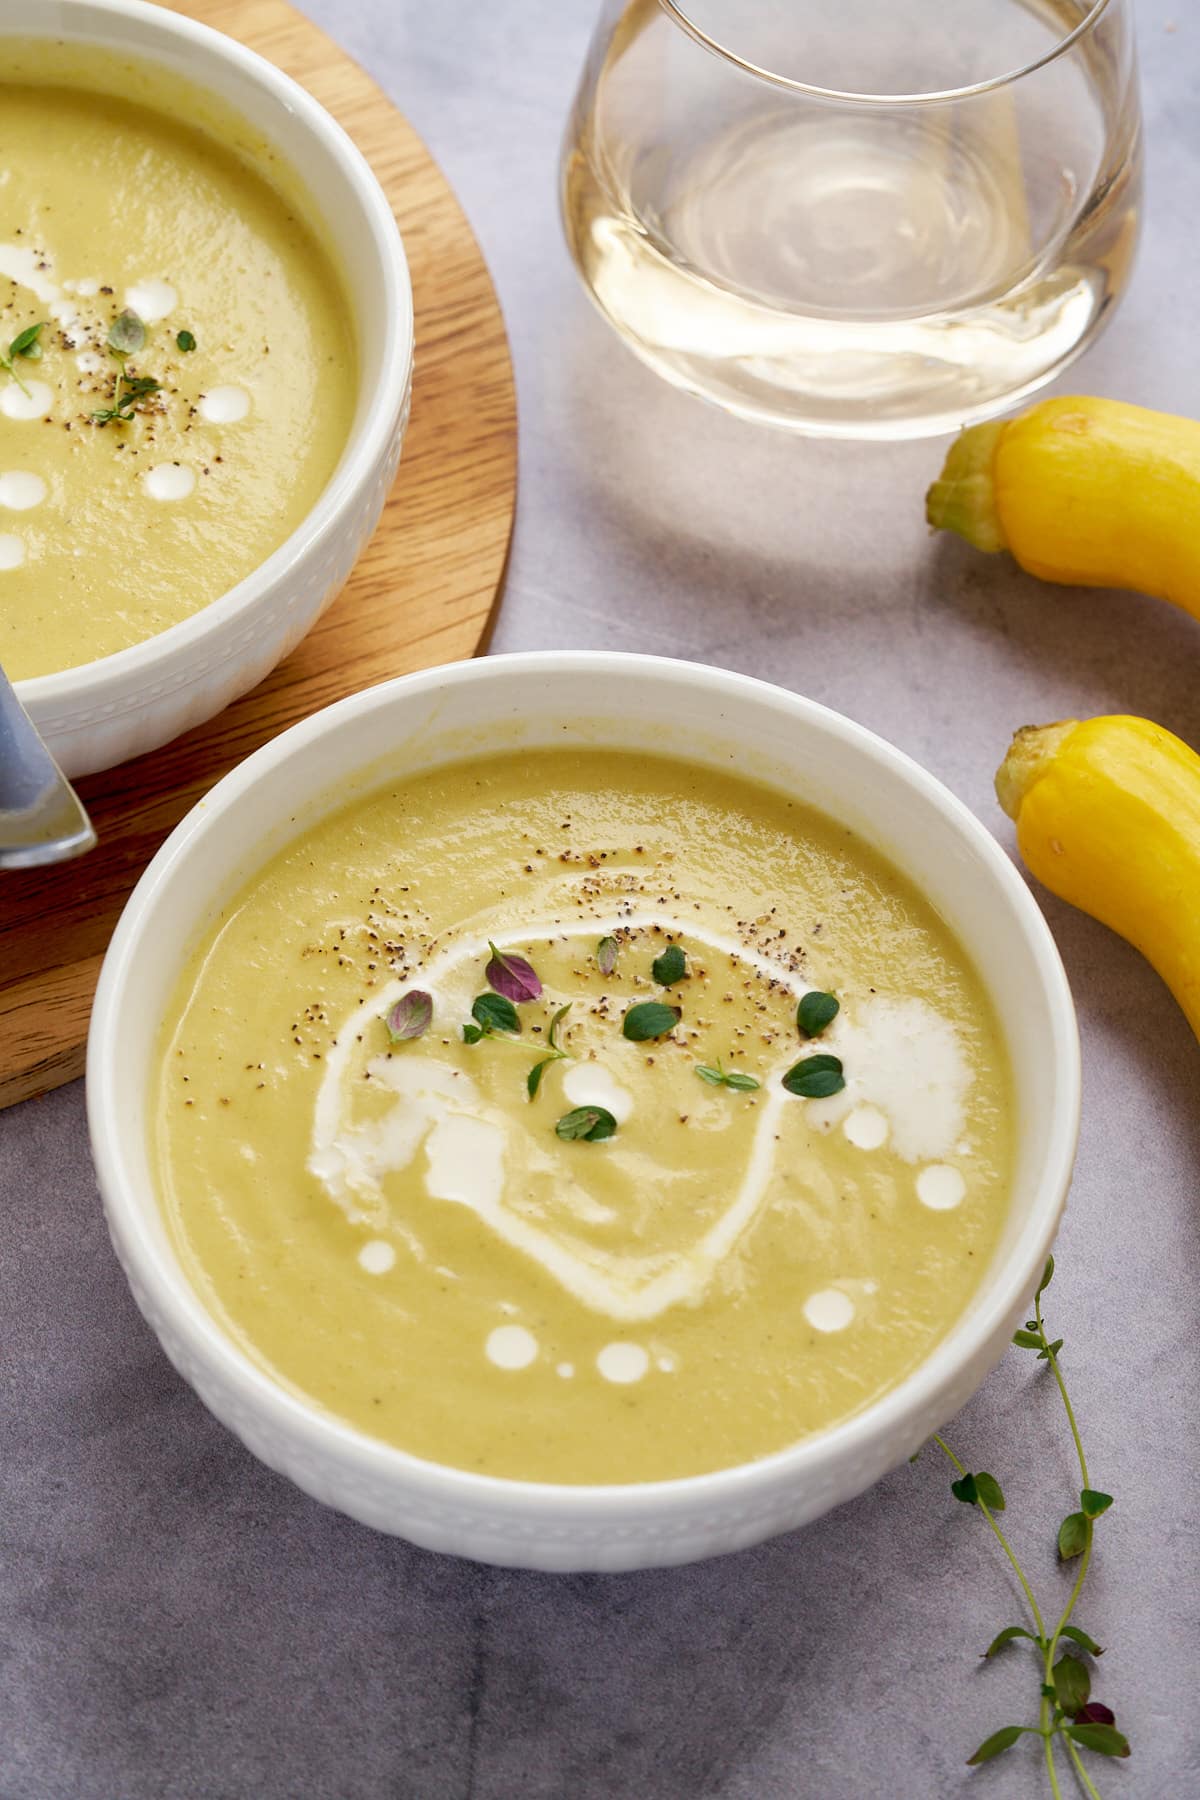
[0,0,517,1110]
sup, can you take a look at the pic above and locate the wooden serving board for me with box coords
[0,0,517,1109]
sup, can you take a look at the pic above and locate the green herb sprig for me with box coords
[461,976,574,1100]
[0,321,46,396]
[463,990,521,1043]
[924,1257,1128,1792]
[91,309,162,425]
[695,1061,760,1092]
[527,1004,572,1099]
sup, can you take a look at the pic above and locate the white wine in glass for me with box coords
[561,0,1142,438]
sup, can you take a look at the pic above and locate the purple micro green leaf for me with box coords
[485,941,542,1003]
[384,989,432,1043]
[1073,1702,1115,1727]
[596,935,619,976]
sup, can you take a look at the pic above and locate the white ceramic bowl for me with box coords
[87,653,1080,1571]
[5,0,413,778]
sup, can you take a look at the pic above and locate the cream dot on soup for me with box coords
[486,1325,539,1371]
[843,1104,888,1150]
[143,464,196,503]
[916,1164,967,1211]
[0,533,25,570]
[124,278,177,322]
[0,380,52,421]
[597,1342,650,1385]
[199,385,251,424]
[0,241,58,303]
[357,1239,395,1276]
[803,1289,856,1333]
[560,1060,634,1124]
[0,471,46,511]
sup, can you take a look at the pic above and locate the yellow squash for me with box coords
[996,715,1200,1039]
[927,396,1200,620]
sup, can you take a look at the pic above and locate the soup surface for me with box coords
[154,748,1014,1484]
[0,54,354,679]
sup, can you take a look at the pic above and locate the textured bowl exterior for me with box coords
[88,654,1081,1572]
[6,0,414,777]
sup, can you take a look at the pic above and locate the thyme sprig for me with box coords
[0,321,46,396]
[926,1258,1128,1792]
[91,309,162,425]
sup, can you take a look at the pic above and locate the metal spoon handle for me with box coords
[0,665,96,869]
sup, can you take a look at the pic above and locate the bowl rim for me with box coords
[87,651,1081,1520]
[6,0,413,712]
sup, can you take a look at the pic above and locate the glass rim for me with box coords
[656,0,1117,106]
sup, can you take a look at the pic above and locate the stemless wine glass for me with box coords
[560,0,1142,438]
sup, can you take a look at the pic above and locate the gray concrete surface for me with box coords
[3,1,1198,1794]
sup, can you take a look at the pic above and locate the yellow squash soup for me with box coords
[153,749,1014,1485]
[0,54,355,679]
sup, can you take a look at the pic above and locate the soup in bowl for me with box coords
[87,654,1080,1568]
[1,0,412,775]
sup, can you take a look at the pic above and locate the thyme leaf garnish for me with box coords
[555,1104,616,1143]
[797,990,839,1038]
[651,943,687,986]
[695,1061,760,1092]
[781,1052,845,1099]
[622,1000,680,1042]
[0,320,46,396]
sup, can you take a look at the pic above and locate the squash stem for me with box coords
[925,421,1009,552]
[994,722,1079,822]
